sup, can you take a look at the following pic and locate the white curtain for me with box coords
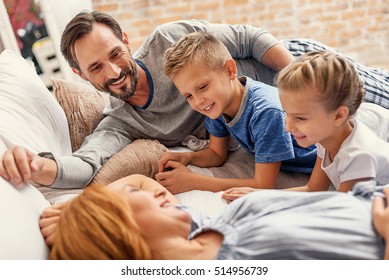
[38,0,93,81]
[0,0,21,54]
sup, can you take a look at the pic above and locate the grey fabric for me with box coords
[181,182,385,259]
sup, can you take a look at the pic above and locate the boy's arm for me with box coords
[192,161,281,192]
[286,157,331,192]
[187,135,229,167]
[158,135,229,172]
[158,161,282,194]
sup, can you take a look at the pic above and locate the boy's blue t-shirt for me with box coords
[205,77,316,174]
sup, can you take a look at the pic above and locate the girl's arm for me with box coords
[338,178,372,193]
[286,157,331,192]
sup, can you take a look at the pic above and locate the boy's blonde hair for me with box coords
[50,184,151,260]
[163,31,232,78]
[276,50,364,116]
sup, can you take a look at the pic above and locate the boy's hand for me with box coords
[222,187,258,203]
[158,152,190,172]
[155,161,197,194]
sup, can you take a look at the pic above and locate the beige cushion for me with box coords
[51,78,169,183]
[92,139,169,185]
[51,78,110,152]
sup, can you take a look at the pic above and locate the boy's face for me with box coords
[172,61,239,119]
[279,86,338,148]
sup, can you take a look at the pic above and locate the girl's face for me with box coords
[108,184,192,237]
[279,86,338,148]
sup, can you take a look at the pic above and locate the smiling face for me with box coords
[279,86,339,148]
[172,60,240,119]
[73,23,138,101]
[108,184,192,238]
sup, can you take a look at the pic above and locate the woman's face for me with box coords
[108,184,192,238]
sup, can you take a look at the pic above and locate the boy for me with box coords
[156,32,316,194]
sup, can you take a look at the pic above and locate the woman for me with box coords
[43,175,385,260]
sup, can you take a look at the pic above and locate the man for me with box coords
[0,11,388,190]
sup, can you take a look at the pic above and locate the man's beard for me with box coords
[103,62,138,101]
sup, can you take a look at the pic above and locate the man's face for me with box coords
[73,23,138,101]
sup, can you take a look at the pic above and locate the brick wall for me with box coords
[91,0,389,67]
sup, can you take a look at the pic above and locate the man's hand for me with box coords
[0,146,57,186]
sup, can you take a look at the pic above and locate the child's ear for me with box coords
[224,59,237,79]
[333,105,349,126]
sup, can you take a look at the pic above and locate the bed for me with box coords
[1,49,388,259]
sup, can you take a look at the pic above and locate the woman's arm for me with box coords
[372,188,389,259]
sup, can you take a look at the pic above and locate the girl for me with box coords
[223,50,389,201]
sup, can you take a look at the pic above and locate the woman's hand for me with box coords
[39,203,65,247]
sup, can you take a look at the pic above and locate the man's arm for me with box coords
[153,19,292,72]
[49,114,133,189]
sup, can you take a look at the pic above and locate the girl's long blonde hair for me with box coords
[50,185,151,260]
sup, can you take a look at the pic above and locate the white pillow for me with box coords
[169,147,228,218]
[0,50,72,155]
[0,49,72,259]
[0,141,50,260]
